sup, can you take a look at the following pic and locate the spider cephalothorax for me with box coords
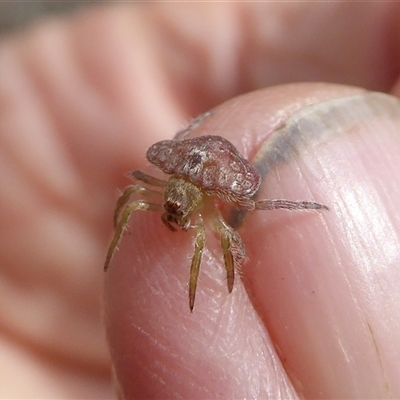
[104,135,328,311]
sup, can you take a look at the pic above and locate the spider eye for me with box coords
[165,200,183,215]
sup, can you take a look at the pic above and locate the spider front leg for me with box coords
[219,228,235,294]
[104,200,163,272]
[189,219,206,312]
[255,199,329,211]
[113,170,166,227]
[114,184,163,227]
[213,215,247,295]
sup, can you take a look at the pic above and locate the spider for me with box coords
[104,135,328,311]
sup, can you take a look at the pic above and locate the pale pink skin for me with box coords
[1,3,400,399]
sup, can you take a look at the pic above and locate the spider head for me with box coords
[162,176,203,231]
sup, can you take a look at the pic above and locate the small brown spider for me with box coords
[104,135,328,311]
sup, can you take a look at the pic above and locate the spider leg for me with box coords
[219,228,235,294]
[105,200,163,272]
[114,184,163,227]
[255,199,329,211]
[189,218,206,312]
[129,170,167,187]
[212,214,246,295]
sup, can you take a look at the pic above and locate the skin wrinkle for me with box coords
[330,171,399,394]
[117,274,250,397]
[367,321,391,396]
[228,91,400,229]
[340,184,398,275]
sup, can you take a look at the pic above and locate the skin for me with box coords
[1,2,400,399]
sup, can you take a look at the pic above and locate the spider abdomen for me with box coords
[147,135,261,203]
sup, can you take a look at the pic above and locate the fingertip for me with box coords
[105,83,400,399]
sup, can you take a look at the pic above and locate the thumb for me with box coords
[104,83,400,398]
